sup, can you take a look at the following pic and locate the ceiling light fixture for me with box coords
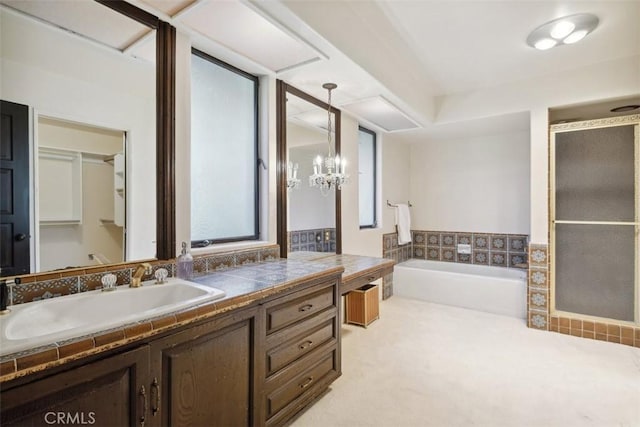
[309,83,349,196]
[610,105,640,113]
[527,13,598,50]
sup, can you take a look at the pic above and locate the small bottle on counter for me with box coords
[176,241,193,279]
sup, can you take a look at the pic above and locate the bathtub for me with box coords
[394,259,527,318]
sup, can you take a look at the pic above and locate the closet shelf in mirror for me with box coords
[40,219,81,226]
[99,218,122,226]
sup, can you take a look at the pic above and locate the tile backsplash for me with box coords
[5,245,279,307]
[383,230,528,269]
[288,228,336,253]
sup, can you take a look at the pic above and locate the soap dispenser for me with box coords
[176,242,193,279]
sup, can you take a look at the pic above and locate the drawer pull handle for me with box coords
[367,276,376,282]
[299,304,313,312]
[151,377,160,416]
[299,340,313,350]
[139,385,147,427]
[300,376,314,389]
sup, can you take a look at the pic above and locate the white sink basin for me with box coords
[0,278,225,356]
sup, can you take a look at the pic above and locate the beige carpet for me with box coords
[292,297,640,427]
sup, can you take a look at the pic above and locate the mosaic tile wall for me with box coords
[5,245,280,307]
[383,230,528,269]
[412,230,528,268]
[288,228,337,253]
[527,244,550,331]
[528,243,640,349]
[382,232,412,264]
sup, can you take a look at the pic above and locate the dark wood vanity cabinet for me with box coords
[149,306,262,427]
[1,346,150,426]
[263,278,341,426]
[0,273,341,427]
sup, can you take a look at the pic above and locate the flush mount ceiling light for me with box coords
[610,105,640,113]
[527,13,599,50]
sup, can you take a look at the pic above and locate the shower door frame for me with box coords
[549,114,640,326]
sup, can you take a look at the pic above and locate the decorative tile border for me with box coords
[411,230,528,270]
[288,228,336,253]
[382,272,393,300]
[548,315,640,348]
[6,245,280,307]
[527,243,549,331]
[382,232,411,264]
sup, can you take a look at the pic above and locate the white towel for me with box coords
[395,204,412,245]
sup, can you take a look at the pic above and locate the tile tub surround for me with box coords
[0,256,343,381]
[412,230,528,268]
[382,232,412,264]
[4,245,280,307]
[383,231,528,269]
[289,228,337,253]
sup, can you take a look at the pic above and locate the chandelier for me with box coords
[309,83,349,195]
[286,161,301,190]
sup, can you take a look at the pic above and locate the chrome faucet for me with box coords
[131,263,152,288]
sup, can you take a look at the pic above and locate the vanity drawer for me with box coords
[266,350,337,420]
[267,319,335,376]
[266,286,335,334]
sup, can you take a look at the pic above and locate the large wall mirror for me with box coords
[0,0,175,277]
[276,80,342,258]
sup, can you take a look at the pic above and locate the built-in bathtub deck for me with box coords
[394,259,527,318]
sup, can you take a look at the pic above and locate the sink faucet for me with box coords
[1,278,18,314]
[131,263,152,288]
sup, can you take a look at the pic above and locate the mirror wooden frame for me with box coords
[276,80,342,258]
[97,1,176,261]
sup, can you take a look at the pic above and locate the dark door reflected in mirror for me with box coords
[0,0,175,277]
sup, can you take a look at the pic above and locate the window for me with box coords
[190,49,259,245]
[358,126,377,228]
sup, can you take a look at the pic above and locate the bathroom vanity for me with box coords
[0,263,343,426]
[0,254,394,426]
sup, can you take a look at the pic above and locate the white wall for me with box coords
[436,54,640,243]
[287,121,335,231]
[409,131,530,234]
[341,114,411,257]
[288,144,335,230]
[0,9,156,263]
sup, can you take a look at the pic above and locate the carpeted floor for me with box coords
[292,296,640,427]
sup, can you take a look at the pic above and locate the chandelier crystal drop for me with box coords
[309,83,349,196]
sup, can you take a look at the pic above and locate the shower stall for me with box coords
[550,114,639,324]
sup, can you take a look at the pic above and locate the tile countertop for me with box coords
[287,252,395,293]
[0,254,394,382]
[0,259,344,383]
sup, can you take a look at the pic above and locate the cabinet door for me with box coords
[150,308,260,427]
[0,346,150,427]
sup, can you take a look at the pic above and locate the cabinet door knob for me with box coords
[298,304,313,312]
[298,340,313,350]
[15,233,27,242]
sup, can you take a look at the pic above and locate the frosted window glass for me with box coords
[358,128,376,227]
[191,53,257,242]
[555,224,635,321]
[555,126,635,221]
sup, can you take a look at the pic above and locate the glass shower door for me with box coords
[552,122,639,323]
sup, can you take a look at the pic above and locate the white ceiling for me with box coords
[6,0,638,142]
[378,1,640,96]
